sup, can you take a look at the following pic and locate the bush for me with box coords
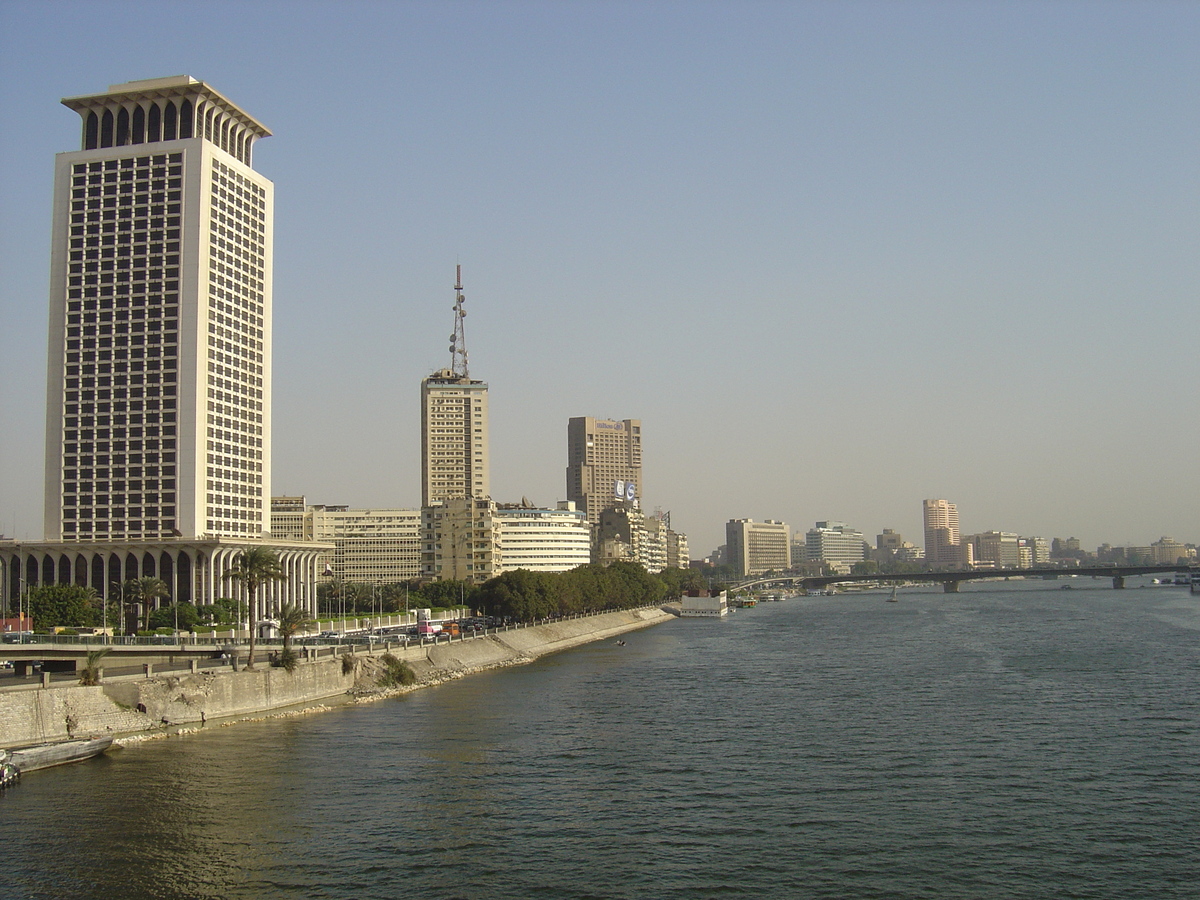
[377,653,417,688]
[149,602,200,631]
[341,652,356,676]
[272,647,299,673]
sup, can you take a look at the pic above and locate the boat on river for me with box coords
[1,736,114,774]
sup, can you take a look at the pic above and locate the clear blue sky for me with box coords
[2,0,1197,555]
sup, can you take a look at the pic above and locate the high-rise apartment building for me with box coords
[566,417,642,526]
[923,498,962,568]
[725,519,791,577]
[1,77,323,615]
[421,269,489,506]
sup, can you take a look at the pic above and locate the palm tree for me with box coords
[277,602,314,652]
[224,548,285,671]
[78,647,111,686]
[132,576,170,632]
[276,602,314,673]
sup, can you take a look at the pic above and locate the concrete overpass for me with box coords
[734,564,1196,594]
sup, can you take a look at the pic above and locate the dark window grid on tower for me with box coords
[61,154,182,538]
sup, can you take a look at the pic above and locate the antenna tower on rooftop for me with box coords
[448,265,469,378]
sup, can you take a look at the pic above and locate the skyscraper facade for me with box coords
[566,417,642,527]
[923,498,962,568]
[1,77,324,616]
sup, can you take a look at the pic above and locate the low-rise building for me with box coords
[270,497,421,585]
[422,498,500,584]
[681,588,728,617]
[494,501,592,573]
[964,531,1020,568]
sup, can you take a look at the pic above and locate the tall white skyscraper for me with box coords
[1,77,325,617]
[46,76,273,542]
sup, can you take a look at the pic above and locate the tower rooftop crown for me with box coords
[62,76,271,138]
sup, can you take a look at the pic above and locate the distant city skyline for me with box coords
[2,2,1197,555]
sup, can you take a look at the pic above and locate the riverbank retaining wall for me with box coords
[1,605,673,747]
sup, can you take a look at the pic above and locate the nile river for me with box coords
[4,578,1199,899]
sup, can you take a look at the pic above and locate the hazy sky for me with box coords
[1,0,1197,555]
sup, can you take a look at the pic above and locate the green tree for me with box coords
[24,583,97,629]
[476,569,556,621]
[130,576,170,632]
[414,579,476,612]
[223,548,285,670]
[208,597,246,625]
[851,560,880,576]
[655,566,705,600]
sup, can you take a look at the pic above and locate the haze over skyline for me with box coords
[2,1,1197,556]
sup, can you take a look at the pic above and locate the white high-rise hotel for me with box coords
[1,77,324,615]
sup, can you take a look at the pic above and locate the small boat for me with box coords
[886,585,899,602]
[2,736,114,774]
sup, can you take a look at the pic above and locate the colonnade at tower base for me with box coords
[0,538,332,624]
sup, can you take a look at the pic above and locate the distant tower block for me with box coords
[566,417,643,527]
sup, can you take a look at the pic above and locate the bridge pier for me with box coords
[943,581,960,593]
[1112,575,1125,589]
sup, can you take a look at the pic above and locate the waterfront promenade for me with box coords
[0,605,674,747]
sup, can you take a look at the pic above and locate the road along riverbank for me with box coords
[0,605,674,747]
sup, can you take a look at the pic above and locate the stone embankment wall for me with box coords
[1,606,673,747]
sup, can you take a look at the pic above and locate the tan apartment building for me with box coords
[726,519,791,577]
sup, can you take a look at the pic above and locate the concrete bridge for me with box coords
[735,564,1195,595]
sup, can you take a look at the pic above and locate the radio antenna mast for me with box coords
[448,264,469,378]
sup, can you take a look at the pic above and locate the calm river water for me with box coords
[4,578,1199,899]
